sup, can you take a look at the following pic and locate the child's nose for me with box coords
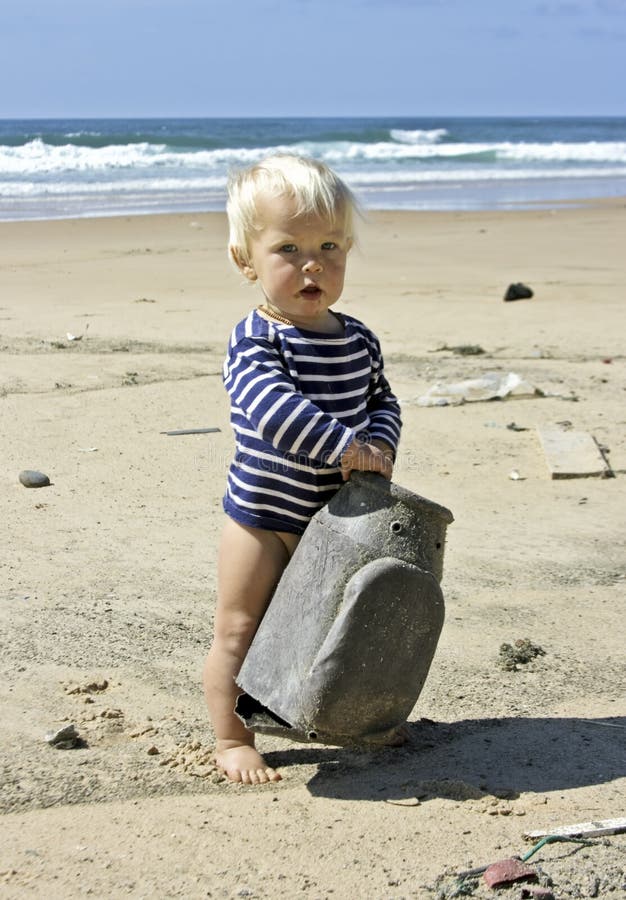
[302,257,323,273]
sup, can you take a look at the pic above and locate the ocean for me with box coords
[1,116,625,221]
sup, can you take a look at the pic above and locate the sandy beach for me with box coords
[1,202,625,898]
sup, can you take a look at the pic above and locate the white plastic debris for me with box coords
[66,323,89,342]
[415,372,540,407]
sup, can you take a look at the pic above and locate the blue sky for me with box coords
[1,0,624,118]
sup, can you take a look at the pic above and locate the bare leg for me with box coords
[203,518,299,784]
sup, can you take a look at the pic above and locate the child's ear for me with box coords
[230,245,257,281]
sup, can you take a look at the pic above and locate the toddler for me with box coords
[203,155,402,784]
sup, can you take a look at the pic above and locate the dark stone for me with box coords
[504,282,534,302]
[19,470,51,488]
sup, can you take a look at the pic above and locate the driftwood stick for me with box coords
[160,427,221,436]
[524,818,626,840]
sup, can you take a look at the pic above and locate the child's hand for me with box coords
[340,438,394,482]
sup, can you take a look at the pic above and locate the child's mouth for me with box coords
[300,286,321,300]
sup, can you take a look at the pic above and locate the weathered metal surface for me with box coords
[235,472,453,745]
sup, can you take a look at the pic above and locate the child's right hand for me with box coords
[340,438,393,482]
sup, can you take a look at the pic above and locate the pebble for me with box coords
[503,282,534,302]
[98,708,124,719]
[19,470,51,488]
[44,723,81,749]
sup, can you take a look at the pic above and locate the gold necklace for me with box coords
[258,305,295,326]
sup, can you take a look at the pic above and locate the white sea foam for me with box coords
[3,166,625,201]
[3,137,626,177]
[2,122,625,220]
[390,128,448,144]
[0,139,296,175]
[0,175,227,197]
[497,141,626,162]
[346,166,626,185]
[321,140,626,164]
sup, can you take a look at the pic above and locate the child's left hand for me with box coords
[340,438,394,482]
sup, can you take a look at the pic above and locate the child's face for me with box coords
[235,192,352,328]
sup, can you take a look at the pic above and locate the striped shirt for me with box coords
[223,309,402,534]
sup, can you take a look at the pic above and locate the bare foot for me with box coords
[214,740,282,785]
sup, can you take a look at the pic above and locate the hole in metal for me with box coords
[390,521,403,534]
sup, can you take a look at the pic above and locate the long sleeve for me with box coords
[225,336,354,467]
[359,334,402,453]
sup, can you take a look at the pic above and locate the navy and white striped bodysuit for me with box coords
[222,309,402,535]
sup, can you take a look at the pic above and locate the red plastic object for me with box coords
[483,857,537,888]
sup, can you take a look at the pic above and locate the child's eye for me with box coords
[279,243,297,253]
[321,241,337,250]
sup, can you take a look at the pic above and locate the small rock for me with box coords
[19,470,51,488]
[504,283,534,302]
[44,723,82,749]
[65,679,109,695]
[99,708,124,719]
[521,888,555,900]
[147,745,160,755]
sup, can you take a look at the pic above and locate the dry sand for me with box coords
[1,202,625,898]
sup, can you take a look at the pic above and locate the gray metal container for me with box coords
[236,472,453,745]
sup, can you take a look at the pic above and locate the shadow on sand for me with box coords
[263,715,625,802]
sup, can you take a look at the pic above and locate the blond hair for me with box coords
[226,154,358,268]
